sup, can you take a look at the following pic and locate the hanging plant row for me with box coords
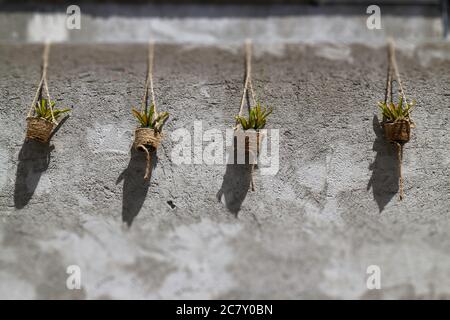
[26,42,70,143]
[131,41,170,180]
[18,38,422,211]
[377,38,416,200]
[233,40,273,191]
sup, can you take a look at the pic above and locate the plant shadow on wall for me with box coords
[367,115,399,212]
[116,148,157,227]
[217,41,272,216]
[217,141,253,216]
[14,118,68,209]
[14,140,53,209]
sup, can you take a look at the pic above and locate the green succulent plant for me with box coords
[34,98,70,122]
[378,97,415,122]
[235,102,272,130]
[131,104,169,133]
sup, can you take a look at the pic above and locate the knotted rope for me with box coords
[387,38,408,105]
[27,42,56,124]
[141,40,157,115]
[237,39,257,119]
[385,38,410,200]
[135,41,161,180]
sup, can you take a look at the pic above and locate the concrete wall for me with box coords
[0,42,449,299]
[0,3,445,43]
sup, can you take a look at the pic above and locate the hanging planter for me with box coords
[27,99,70,143]
[377,38,416,200]
[132,104,168,153]
[233,40,273,191]
[26,43,70,143]
[130,41,169,180]
[379,98,414,143]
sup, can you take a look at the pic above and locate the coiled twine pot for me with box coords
[26,117,54,143]
[383,120,411,143]
[133,128,161,151]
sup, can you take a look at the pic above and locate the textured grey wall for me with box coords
[0,42,449,299]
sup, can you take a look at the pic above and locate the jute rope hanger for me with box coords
[384,38,410,201]
[384,38,409,107]
[27,42,56,124]
[237,40,258,121]
[141,40,157,115]
[136,40,161,180]
[236,39,260,191]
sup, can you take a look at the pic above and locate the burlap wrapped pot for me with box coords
[26,117,54,143]
[383,120,411,143]
[133,128,162,180]
[133,128,161,151]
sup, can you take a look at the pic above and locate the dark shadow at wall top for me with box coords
[0,1,442,18]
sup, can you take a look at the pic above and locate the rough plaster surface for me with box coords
[0,43,449,299]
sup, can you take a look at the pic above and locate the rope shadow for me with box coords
[116,148,157,227]
[216,140,253,216]
[367,115,399,212]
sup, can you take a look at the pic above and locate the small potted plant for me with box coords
[131,103,169,179]
[132,103,169,151]
[378,97,415,143]
[235,102,272,159]
[26,98,70,143]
